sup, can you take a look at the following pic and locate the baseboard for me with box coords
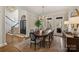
[0,42,7,47]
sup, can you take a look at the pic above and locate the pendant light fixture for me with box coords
[39,6,47,20]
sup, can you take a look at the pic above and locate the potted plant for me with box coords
[35,20,42,29]
[35,20,43,35]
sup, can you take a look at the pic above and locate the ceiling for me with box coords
[18,6,79,15]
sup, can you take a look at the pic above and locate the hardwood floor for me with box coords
[0,44,19,52]
[0,44,57,52]
[0,33,67,52]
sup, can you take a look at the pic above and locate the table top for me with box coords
[65,33,79,38]
[34,29,53,37]
[65,34,74,38]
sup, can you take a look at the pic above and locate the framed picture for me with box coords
[71,9,79,17]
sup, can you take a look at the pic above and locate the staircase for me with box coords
[5,16,29,44]
[5,16,19,34]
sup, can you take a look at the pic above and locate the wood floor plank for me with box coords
[0,33,67,52]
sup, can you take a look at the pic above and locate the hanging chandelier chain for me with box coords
[42,6,44,15]
[39,6,48,20]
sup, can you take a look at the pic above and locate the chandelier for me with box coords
[39,6,47,20]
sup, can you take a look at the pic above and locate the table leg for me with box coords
[42,36,46,48]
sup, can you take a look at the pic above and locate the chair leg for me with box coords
[49,36,51,48]
[30,43,32,48]
[34,43,36,51]
[40,42,42,48]
[49,40,50,48]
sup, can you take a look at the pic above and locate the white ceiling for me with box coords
[19,6,79,15]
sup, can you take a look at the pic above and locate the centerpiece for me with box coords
[35,19,43,35]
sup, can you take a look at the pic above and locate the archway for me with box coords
[20,15,26,34]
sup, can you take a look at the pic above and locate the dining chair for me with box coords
[29,32,42,51]
[45,30,54,48]
[49,31,54,47]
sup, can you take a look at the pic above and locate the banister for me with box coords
[5,16,16,23]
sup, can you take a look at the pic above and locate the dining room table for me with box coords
[34,29,53,48]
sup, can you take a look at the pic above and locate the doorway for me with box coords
[20,15,26,34]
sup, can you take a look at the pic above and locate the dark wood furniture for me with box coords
[34,29,54,48]
[75,36,79,51]
[30,32,42,51]
[65,32,79,52]
[45,30,54,48]
[67,36,77,51]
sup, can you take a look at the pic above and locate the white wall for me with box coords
[27,11,38,30]
[5,7,69,36]
[44,10,69,31]
[19,9,69,33]
[68,9,75,32]
[0,7,7,47]
[5,7,38,35]
[5,8,18,33]
[18,9,37,36]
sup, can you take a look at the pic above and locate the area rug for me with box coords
[14,39,30,51]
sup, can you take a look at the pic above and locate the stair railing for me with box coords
[5,16,16,23]
[5,16,19,34]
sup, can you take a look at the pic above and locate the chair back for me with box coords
[30,32,36,41]
[30,29,34,32]
[50,30,54,38]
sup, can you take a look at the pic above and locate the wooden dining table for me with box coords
[34,29,53,48]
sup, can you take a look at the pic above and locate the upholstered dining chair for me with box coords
[30,32,42,51]
[45,30,54,48]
